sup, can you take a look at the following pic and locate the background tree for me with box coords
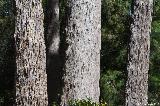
[100,0,160,105]
[125,0,153,105]
[148,0,160,105]
[44,0,62,105]
[61,0,101,105]
[14,0,48,105]
[100,0,130,105]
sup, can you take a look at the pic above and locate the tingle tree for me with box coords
[14,0,48,105]
[125,0,153,106]
[61,0,101,105]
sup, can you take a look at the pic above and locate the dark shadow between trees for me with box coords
[44,0,65,105]
[0,0,16,105]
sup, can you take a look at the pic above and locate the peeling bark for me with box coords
[14,0,48,105]
[61,0,101,105]
[125,0,153,106]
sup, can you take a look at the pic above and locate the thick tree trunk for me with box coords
[61,0,101,105]
[125,0,153,106]
[14,0,48,105]
[46,0,61,105]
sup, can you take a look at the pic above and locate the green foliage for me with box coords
[100,70,125,106]
[102,0,130,35]
[101,0,160,105]
[0,0,15,105]
[148,33,160,105]
[147,0,160,104]
[100,0,130,105]
[152,21,160,32]
[0,0,13,17]
[52,99,108,106]
[69,99,101,106]
[101,0,130,71]
[153,0,160,21]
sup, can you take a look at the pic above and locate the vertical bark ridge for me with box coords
[14,0,48,105]
[126,0,153,106]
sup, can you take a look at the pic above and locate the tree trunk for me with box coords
[46,0,61,105]
[125,0,153,106]
[61,0,101,105]
[46,0,60,54]
[14,0,48,105]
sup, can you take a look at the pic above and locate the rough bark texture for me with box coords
[46,0,61,105]
[61,0,101,105]
[125,0,153,106]
[14,0,48,105]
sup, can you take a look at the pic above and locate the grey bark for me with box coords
[125,0,153,106]
[14,0,48,105]
[61,0,101,105]
[46,0,61,105]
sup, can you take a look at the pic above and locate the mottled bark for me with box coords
[61,0,101,105]
[125,0,153,106]
[46,0,61,105]
[14,0,48,105]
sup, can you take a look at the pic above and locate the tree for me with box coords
[14,0,48,105]
[45,0,61,105]
[61,0,101,105]
[46,0,60,55]
[100,1,130,105]
[125,0,153,106]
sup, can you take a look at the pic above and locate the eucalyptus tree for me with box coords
[14,0,48,105]
[61,0,101,105]
[125,0,153,106]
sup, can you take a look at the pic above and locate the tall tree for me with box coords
[45,0,61,105]
[14,0,48,105]
[61,0,101,105]
[125,0,153,106]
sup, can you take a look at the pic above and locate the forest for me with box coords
[0,0,160,106]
